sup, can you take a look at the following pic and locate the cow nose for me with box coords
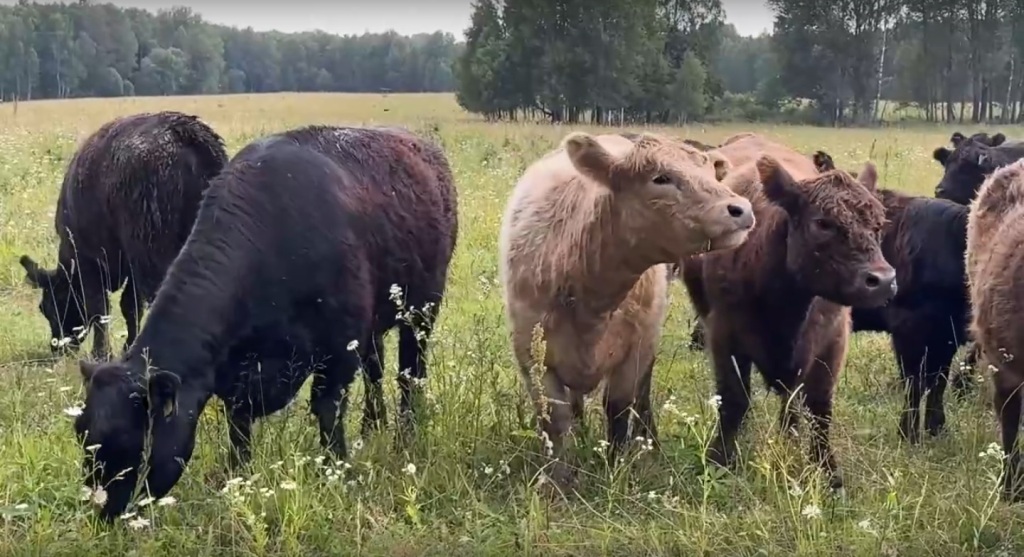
[862,266,897,297]
[726,200,755,229]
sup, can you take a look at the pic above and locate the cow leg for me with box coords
[893,332,926,444]
[118,277,146,353]
[688,318,707,352]
[309,345,361,460]
[705,328,753,469]
[360,331,387,438]
[396,301,439,433]
[603,354,657,465]
[923,337,958,438]
[223,401,253,470]
[801,336,846,491]
[78,259,113,361]
[952,342,981,399]
[994,368,1024,501]
[522,364,576,489]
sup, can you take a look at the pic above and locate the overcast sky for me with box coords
[24,0,774,39]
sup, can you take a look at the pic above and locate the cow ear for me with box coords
[19,255,47,288]
[563,132,616,185]
[857,162,878,192]
[79,360,99,383]
[990,133,1006,146]
[933,147,951,165]
[147,370,182,418]
[709,152,731,181]
[757,155,804,216]
[812,150,835,173]
[950,132,966,147]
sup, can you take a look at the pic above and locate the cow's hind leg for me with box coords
[223,401,254,471]
[397,298,440,434]
[119,276,146,353]
[361,331,387,437]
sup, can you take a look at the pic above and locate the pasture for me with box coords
[0,92,1023,555]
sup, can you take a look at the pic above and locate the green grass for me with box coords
[2,92,1024,555]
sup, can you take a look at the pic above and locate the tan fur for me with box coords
[712,133,820,179]
[499,131,756,487]
[965,159,1024,500]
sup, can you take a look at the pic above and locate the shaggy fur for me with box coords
[71,125,458,521]
[681,142,895,490]
[966,159,1024,501]
[19,111,228,359]
[499,131,755,488]
[934,130,1024,205]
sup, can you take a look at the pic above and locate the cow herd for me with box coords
[10,110,1024,523]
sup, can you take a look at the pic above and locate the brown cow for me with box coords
[680,146,896,490]
[965,159,1024,501]
[499,131,756,489]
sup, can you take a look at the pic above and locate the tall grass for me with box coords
[0,92,1022,555]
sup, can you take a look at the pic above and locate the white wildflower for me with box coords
[279,480,297,490]
[708,394,722,409]
[801,503,822,519]
[346,340,359,351]
[126,516,150,530]
[91,487,108,506]
[63,406,83,417]
[156,496,176,507]
[352,438,364,451]
[137,496,155,507]
[402,463,417,476]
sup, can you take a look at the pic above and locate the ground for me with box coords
[0,92,1022,556]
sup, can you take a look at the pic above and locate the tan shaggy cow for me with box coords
[965,159,1024,501]
[498,131,756,489]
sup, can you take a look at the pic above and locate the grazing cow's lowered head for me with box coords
[754,154,895,307]
[19,256,88,354]
[933,131,1011,205]
[564,132,754,255]
[74,358,205,521]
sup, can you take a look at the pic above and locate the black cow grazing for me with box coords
[71,125,459,521]
[19,111,228,359]
[933,130,1024,205]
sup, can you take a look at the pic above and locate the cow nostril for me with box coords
[727,204,745,218]
[864,274,881,288]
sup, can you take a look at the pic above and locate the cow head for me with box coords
[74,358,207,522]
[933,132,1007,204]
[757,155,896,308]
[563,131,755,259]
[19,255,88,354]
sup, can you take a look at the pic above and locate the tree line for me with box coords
[0,1,461,100]
[455,0,1024,126]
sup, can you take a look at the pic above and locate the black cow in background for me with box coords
[71,125,459,522]
[19,111,228,359]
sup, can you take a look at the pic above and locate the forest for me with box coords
[1,0,1022,127]
[0,1,461,100]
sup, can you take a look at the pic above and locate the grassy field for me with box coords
[1,92,1024,556]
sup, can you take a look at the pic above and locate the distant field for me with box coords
[3,92,1024,555]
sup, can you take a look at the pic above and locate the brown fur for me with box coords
[682,144,894,490]
[965,159,1024,501]
[499,131,755,488]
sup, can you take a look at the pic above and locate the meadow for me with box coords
[1,92,1023,556]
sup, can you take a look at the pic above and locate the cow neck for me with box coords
[753,208,814,311]
[567,220,658,318]
[121,247,251,391]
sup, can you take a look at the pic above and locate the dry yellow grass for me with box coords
[1,92,1023,555]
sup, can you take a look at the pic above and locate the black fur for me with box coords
[19,111,227,358]
[72,125,458,521]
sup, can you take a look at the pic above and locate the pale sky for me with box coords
[6,0,774,39]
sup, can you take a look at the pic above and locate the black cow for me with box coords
[933,131,1024,205]
[71,125,459,521]
[19,111,228,359]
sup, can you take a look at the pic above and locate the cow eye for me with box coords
[814,218,834,232]
[652,174,672,185]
